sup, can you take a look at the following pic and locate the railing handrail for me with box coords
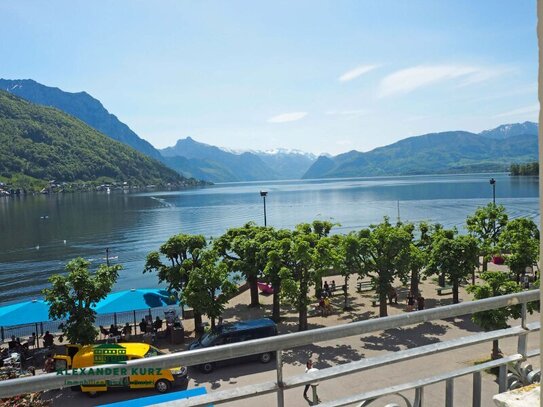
[0,289,538,398]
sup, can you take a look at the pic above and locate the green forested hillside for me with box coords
[303,129,538,179]
[0,91,193,187]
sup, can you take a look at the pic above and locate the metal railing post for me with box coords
[517,302,528,358]
[445,378,453,407]
[498,365,507,393]
[276,350,284,407]
[414,387,424,407]
[472,371,481,407]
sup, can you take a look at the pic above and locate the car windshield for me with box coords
[144,346,164,358]
[200,330,220,347]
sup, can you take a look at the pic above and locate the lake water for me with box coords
[0,173,539,304]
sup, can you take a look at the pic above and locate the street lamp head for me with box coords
[489,178,496,185]
[260,190,268,197]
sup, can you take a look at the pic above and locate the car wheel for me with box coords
[155,379,171,393]
[259,352,272,363]
[200,362,214,374]
[86,391,99,398]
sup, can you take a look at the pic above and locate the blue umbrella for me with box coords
[93,288,177,314]
[0,299,51,326]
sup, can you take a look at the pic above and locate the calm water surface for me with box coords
[0,173,538,304]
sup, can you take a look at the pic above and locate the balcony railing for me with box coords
[0,289,539,406]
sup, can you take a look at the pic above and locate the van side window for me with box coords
[224,334,251,344]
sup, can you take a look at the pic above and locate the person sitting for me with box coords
[388,287,398,305]
[28,332,37,349]
[43,331,54,348]
[154,316,163,332]
[8,335,17,351]
[122,323,132,339]
[331,280,336,290]
[109,324,120,337]
[317,296,326,316]
[99,325,109,339]
[323,296,332,316]
[417,294,425,310]
[139,318,147,334]
[44,353,56,373]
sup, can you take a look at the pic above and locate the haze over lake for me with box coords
[0,173,538,304]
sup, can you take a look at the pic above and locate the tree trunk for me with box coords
[482,258,488,272]
[248,274,260,307]
[410,270,419,296]
[452,280,459,304]
[491,339,502,360]
[271,281,281,322]
[194,311,203,335]
[343,275,350,310]
[299,305,308,331]
[379,290,388,317]
[210,317,215,329]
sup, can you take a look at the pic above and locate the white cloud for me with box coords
[267,112,308,123]
[338,64,379,82]
[378,65,506,97]
[493,104,539,118]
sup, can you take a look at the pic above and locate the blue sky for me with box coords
[0,1,538,155]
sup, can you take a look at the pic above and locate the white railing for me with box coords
[0,290,539,407]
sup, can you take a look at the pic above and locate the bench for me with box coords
[329,284,347,296]
[371,296,380,307]
[356,281,372,292]
[436,285,453,295]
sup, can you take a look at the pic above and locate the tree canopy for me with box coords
[498,218,539,283]
[43,258,121,345]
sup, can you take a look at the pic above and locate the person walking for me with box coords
[303,360,321,403]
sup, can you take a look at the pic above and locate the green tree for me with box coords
[467,271,522,359]
[181,249,238,328]
[356,218,412,317]
[214,223,271,308]
[428,233,479,304]
[466,203,508,272]
[498,218,540,283]
[331,232,366,310]
[262,228,293,322]
[43,258,121,345]
[279,221,334,331]
[144,234,207,332]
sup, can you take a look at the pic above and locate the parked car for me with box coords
[188,318,277,373]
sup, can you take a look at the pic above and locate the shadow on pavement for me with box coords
[282,343,365,369]
[360,322,448,352]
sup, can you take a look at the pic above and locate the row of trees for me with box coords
[42,203,539,344]
[143,204,539,332]
[510,162,538,176]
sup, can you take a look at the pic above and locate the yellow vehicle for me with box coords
[53,342,188,396]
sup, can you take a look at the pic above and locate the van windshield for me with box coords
[200,330,220,347]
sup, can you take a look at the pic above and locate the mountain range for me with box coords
[302,122,538,179]
[0,79,163,160]
[161,138,316,182]
[0,78,538,183]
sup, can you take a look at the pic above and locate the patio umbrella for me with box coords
[0,299,51,327]
[93,288,177,314]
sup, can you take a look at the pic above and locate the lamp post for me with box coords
[260,191,268,226]
[489,178,496,206]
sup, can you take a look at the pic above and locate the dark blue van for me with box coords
[188,318,277,373]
